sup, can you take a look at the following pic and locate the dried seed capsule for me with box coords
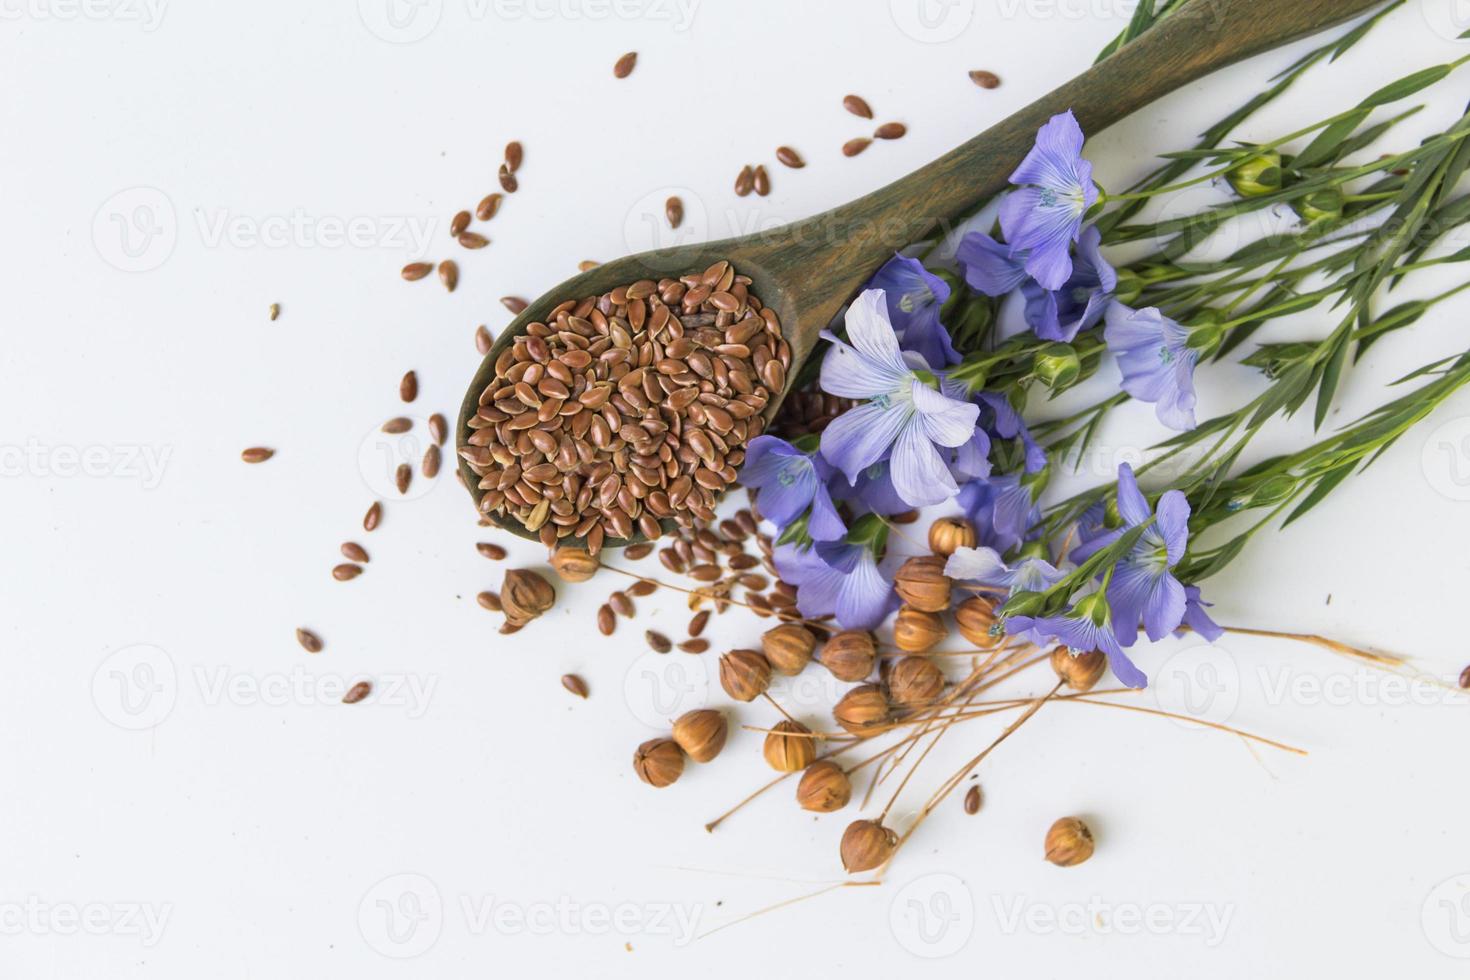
[719,649,771,702]
[821,631,875,682]
[797,760,851,813]
[840,819,897,873]
[633,738,683,788]
[1044,817,1094,867]
[501,569,555,625]
[927,516,976,557]
[672,709,727,763]
[833,684,889,737]
[761,623,815,675]
[550,546,600,583]
[888,655,945,706]
[954,596,1002,649]
[893,555,951,612]
[763,720,816,773]
[893,606,947,654]
[1050,647,1106,692]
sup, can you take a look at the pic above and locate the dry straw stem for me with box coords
[694,881,880,941]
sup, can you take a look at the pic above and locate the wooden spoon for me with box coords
[460,0,1386,544]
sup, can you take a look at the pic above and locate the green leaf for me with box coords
[1282,465,1354,526]
[1358,65,1453,109]
[1293,109,1370,169]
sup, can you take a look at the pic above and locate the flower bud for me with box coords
[549,546,600,583]
[761,623,816,676]
[1044,816,1094,867]
[1292,186,1343,225]
[1226,150,1282,198]
[821,631,876,682]
[1113,269,1143,306]
[954,596,1003,649]
[841,819,898,873]
[1049,647,1106,692]
[833,683,890,736]
[893,555,951,613]
[888,655,946,706]
[672,709,727,763]
[894,606,948,654]
[1034,342,1081,390]
[501,569,556,625]
[927,516,976,557]
[633,738,684,788]
[763,720,816,773]
[719,649,772,702]
[797,760,851,813]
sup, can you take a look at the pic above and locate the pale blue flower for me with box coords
[1104,304,1199,431]
[738,436,845,541]
[868,254,960,368]
[998,111,1097,291]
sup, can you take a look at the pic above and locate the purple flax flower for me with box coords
[868,254,960,368]
[1021,225,1116,342]
[819,289,980,508]
[958,473,1039,556]
[1009,593,1148,689]
[1073,464,1190,647]
[772,540,896,631]
[1104,304,1199,431]
[998,111,1097,291]
[829,461,912,518]
[1179,585,1224,642]
[947,427,993,483]
[738,436,845,541]
[957,231,1028,297]
[945,546,1066,595]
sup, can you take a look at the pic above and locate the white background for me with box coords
[4,0,1470,976]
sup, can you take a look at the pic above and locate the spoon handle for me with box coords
[760,0,1388,320]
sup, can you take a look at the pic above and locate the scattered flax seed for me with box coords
[504,141,523,173]
[843,94,873,119]
[964,784,983,814]
[382,417,413,434]
[450,210,471,237]
[363,501,382,532]
[688,610,710,637]
[268,303,280,321]
[775,146,805,169]
[874,122,907,140]
[395,464,412,495]
[969,69,1001,89]
[457,232,489,250]
[597,604,616,635]
[477,542,508,560]
[332,563,363,581]
[401,262,433,281]
[475,325,493,356]
[665,196,684,229]
[890,509,920,524]
[422,443,441,478]
[400,370,418,402]
[624,543,654,561]
[477,591,503,612]
[439,259,459,292]
[343,681,371,704]
[578,260,600,272]
[498,165,518,194]
[613,51,637,78]
[428,414,448,446]
[842,138,872,158]
[678,639,709,654]
[240,447,274,463]
[477,193,503,221]
[1460,665,1470,689]
[341,542,369,563]
[645,630,672,654]
[561,674,589,699]
[629,580,658,598]
[500,296,529,314]
[734,165,755,197]
[753,165,770,197]
[609,591,635,618]
[295,628,323,653]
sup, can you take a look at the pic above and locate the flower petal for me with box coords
[889,417,960,507]
[1114,463,1151,527]
[819,401,909,484]
[1140,572,1186,643]
[945,546,1011,585]
[833,550,896,631]
[912,381,981,448]
[1154,489,1191,565]
[957,232,1028,296]
[806,481,847,542]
